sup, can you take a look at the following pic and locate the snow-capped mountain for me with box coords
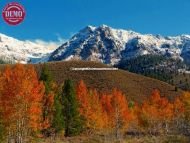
[0,33,56,63]
[49,25,190,65]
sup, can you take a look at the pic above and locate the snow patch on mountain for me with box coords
[0,33,61,63]
[49,25,190,65]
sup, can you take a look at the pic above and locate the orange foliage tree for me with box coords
[101,89,132,139]
[0,64,45,142]
[76,80,186,138]
[139,89,174,135]
[180,92,190,134]
[76,80,105,132]
[77,81,134,139]
[172,96,185,133]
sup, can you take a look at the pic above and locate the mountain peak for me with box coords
[86,25,96,30]
[47,25,190,65]
[100,24,110,28]
[80,25,96,32]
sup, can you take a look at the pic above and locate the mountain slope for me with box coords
[49,25,190,66]
[0,33,56,63]
[33,61,182,102]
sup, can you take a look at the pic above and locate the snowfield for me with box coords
[0,33,58,63]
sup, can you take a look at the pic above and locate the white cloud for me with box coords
[28,35,67,51]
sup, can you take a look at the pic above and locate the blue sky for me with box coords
[0,0,190,42]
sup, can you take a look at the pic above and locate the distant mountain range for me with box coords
[0,33,56,63]
[49,25,190,66]
[1,25,190,67]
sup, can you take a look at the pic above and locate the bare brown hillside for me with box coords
[36,61,182,102]
[0,61,183,102]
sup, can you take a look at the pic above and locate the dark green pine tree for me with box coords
[40,64,54,125]
[40,64,53,94]
[53,93,65,133]
[40,64,65,135]
[62,79,83,137]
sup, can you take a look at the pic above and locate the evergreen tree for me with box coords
[40,64,56,131]
[62,79,83,137]
[0,59,5,64]
[53,93,65,133]
[40,64,53,94]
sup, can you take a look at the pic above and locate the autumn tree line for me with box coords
[0,64,190,142]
